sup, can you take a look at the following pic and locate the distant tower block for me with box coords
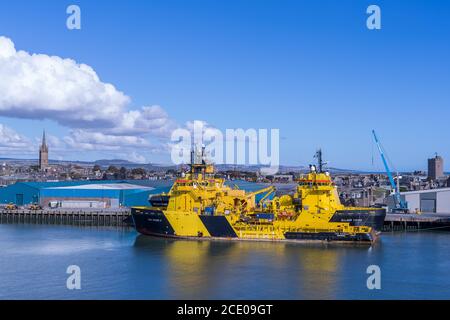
[428,153,444,180]
[39,130,49,170]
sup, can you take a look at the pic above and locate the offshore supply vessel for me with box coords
[131,148,386,243]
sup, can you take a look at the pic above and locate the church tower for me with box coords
[39,130,49,170]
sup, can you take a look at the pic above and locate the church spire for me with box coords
[39,129,49,170]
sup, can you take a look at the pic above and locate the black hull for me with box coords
[330,209,386,232]
[284,231,375,242]
[131,208,175,237]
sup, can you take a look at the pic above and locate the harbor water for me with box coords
[1,223,449,300]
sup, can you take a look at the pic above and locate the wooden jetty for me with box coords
[2,208,450,232]
[0,209,132,227]
[384,212,450,231]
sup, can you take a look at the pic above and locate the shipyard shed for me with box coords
[401,188,450,213]
[0,180,163,208]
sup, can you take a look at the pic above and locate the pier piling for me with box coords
[0,209,132,227]
[383,213,450,232]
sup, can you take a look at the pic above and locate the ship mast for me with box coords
[189,145,214,179]
[315,149,324,173]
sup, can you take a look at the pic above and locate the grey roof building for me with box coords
[400,188,450,213]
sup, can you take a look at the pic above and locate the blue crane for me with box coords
[372,130,408,213]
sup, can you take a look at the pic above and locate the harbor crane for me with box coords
[372,130,409,213]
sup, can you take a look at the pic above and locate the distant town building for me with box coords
[272,174,294,183]
[39,130,49,171]
[428,154,444,180]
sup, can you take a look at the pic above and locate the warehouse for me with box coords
[401,188,450,213]
[0,180,164,208]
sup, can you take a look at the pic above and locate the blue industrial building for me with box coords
[0,180,171,208]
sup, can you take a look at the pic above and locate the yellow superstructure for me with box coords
[132,148,386,243]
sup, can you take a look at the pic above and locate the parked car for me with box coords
[28,203,43,210]
[5,203,18,210]
[49,201,59,209]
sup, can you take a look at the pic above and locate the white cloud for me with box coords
[45,134,64,149]
[0,36,184,161]
[184,120,223,141]
[0,37,238,165]
[128,151,147,164]
[63,129,152,151]
[0,124,34,152]
[0,36,175,138]
[0,36,129,128]
[113,105,177,137]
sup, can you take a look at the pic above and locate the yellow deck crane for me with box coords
[246,185,276,208]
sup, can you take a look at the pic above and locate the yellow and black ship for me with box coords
[131,148,386,243]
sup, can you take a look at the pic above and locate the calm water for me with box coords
[0,223,449,300]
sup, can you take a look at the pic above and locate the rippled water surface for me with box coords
[0,223,449,299]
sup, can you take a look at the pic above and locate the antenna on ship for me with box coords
[201,144,206,165]
[190,148,195,165]
[315,149,324,173]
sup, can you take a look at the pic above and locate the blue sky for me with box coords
[0,0,449,171]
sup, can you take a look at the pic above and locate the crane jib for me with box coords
[372,130,408,210]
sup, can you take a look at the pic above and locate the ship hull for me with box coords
[329,209,386,232]
[284,231,375,242]
[131,208,176,237]
[131,208,385,243]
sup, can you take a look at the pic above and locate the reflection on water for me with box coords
[134,236,372,300]
[1,223,449,299]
